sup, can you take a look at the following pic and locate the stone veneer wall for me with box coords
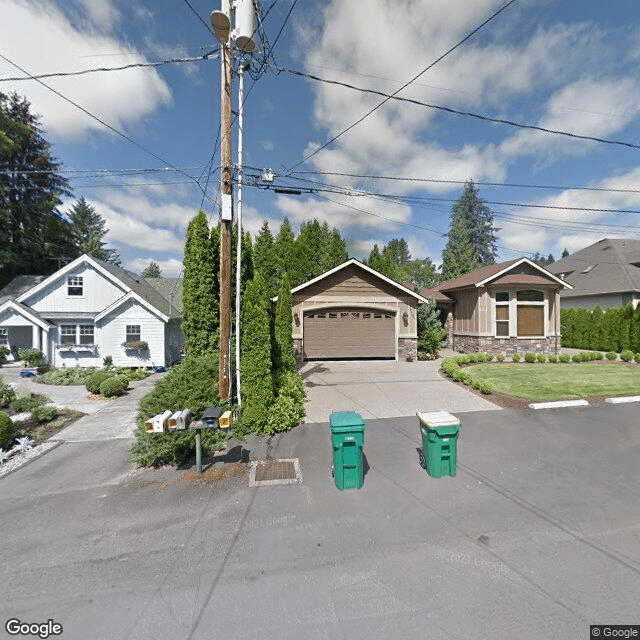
[293,338,303,366]
[398,337,417,362]
[452,334,561,356]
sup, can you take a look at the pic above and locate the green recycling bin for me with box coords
[417,411,460,478]
[330,411,365,490]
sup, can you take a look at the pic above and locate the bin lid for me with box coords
[416,411,460,428]
[330,411,365,429]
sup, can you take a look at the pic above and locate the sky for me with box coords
[2,0,640,277]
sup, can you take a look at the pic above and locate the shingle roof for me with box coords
[547,238,640,298]
[0,275,45,305]
[92,258,182,318]
[437,260,520,291]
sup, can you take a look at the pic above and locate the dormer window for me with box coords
[68,276,83,296]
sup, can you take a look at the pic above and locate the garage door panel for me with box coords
[303,308,395,360]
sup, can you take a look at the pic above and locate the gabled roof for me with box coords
[547,238,640,298]
[0,300,53,331]
[95,291,169,323]
[0,275,45,305]
[15,254,181,319]
[274,259,431,303]
[438,258,570,292]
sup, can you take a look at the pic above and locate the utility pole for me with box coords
[215,0,233,402]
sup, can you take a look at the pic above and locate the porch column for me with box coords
[32,325,41,351]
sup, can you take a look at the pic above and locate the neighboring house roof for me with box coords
[0,275,45,305]
[145,278,183,315]
[419,287,455,304]
[437,258,570,292]
[547,238,640,298]
[14,254,182,319]
[275,259,431,303]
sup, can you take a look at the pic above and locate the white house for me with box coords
[0,255,183,368]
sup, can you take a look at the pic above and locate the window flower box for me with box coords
[122,340,149,351]
[56,343,96,352]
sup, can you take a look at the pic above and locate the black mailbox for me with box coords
[200,407,223,429]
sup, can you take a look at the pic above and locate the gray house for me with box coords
[547,238,640,310]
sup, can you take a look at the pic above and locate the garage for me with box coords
[278,259,430,364]
[303,307,395,360]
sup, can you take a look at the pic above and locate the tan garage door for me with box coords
[303,308,396,360]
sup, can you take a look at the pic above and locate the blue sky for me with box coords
[2,0,640,276]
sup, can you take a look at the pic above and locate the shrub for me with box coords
[511,353,520,362]
[0,412,18,448]
[86,371,113,394]
[31,405,58,423]
[266,371,305,435]
[18,348,45,368]
[496,353,505,362]
[606,351,617,361]
[11,395,42,412]
[38,366,95,386]
[103,355,113,369]
[548,354,558,363]
[417,301,447,355]
[620,349,634,362]
[524,352,536,363]
[131,354,224,467]
[0,346,9,364]
[456,355,471,365]
[536,354,546,363]
[480,381,493,394]
[559,353,570,363]
[484,353,495,362]
[468,353,479,363]
[0,377,16,408]
[99,377,126,398]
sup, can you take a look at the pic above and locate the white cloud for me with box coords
[0,0,172,140]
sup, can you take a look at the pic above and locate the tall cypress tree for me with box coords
[240,273,274,433]
[274,272,296,374]
[182,211,219,357]
[1,91,74,287]
[253,220,279,296]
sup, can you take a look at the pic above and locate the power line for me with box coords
[182,0,214,34]
[284,0,520,173]
[0,53,218,82]
[273,66,640,152]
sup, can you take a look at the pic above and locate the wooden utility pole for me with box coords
[218,0,233,401]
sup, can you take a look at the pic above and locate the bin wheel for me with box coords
[418,450,426,470]
[331,463,334,478]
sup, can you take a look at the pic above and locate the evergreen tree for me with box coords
[68,197,120,264]
[253,220,279,296]
[403,258,438,289]
[141,261,162,278]
[441,212,479,280]
[274,217,295,282]
[1,91,74,287]
[326,227,349,269]
[274,272,296,374]
[383,238,411,266]
[561,248,570,258]
[590,305,605,351]
[441,181,496,280]
[240,273,274,433]
[365,243,399,280]
[182,211,219,357]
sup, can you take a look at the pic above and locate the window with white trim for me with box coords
[516,290,544,337]
[79,325,94,344]
[67,276,83,296]
[126,325,141,343]
[60,325,76,344]
[495,292,509,337]
[0,328,8,346]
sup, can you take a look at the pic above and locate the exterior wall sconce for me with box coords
[403,311,409,325]
[294,312,300,326]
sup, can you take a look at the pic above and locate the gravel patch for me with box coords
[0,440,62,479]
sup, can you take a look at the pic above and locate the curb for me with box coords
[605,396,640,404]
[529,399,590,410]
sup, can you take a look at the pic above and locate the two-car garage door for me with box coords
[303,307,395,360]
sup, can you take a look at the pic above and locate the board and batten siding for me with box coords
[26,264,126,314]
[101,300,165,367]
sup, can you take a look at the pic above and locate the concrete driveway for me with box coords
[300,354,500,423]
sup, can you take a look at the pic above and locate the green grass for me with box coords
[469,363,640,400]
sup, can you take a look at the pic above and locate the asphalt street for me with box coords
[1,403,639,640]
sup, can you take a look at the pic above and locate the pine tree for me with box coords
[68,197,121,264]
[182,211,219,357]
[274,272,296,374]
[142,261,162,278]
[383,238,411,266]
[441,181,496,280]
[1,91,74,287]
[240,273,274,433]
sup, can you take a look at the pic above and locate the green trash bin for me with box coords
[330,411,365,490]
[416,411,460,478]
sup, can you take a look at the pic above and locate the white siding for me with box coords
[101,299,165,367]
[26,264,126,313]
[166,319,184,365]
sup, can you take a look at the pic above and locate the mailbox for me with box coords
[145,409,172,433]
[167,409,192,431]
[201,407,223,428]
[219,410,233,430]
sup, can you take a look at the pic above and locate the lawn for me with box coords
[469,363,640,400]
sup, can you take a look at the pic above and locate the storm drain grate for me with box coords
[249,458,302,487]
